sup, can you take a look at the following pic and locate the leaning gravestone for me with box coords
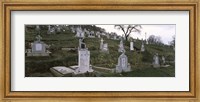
[153,53,160,68]
[27,35,51,56]
[116,52,131,73]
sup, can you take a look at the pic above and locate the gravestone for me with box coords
[36,25,40,31]
[100,38,104,50]
[47,25,56,34]
[113,35,117,40]
[161,56,166,65]
[26,35,51,56]
[48,25,51,31]
[118,39,125,52]
[75,40,93,74]
[106,34,110,39]
[56,26,61,33]
[84,29,90,36]
[141,42,145,52]
[96,32,101,38]
[78,38,87,50]
[116,52,131,73]
[88,31,95,38]
[71,27,76,33]
[35,25,40,34]
[130,41,134,51]
[101,43,109,53]
[153,53,160,68]
[75,27,84,38]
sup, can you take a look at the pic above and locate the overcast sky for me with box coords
[96,25,175,45]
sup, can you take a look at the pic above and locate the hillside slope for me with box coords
[25,26,175,77]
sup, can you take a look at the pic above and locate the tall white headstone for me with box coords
[76,49,92,73]
[141,42,145,52]
[130,41,134,51]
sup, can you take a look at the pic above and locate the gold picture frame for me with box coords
[0,0,199,101]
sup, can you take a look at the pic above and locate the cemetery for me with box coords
[25,25,175,77]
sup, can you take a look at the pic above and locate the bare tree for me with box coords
[114,25,142,41]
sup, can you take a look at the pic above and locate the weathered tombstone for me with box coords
[35,25,40,34]
[153,53,160,68]
[141,42,145,52]
[88,31,95,38]
[76,27,84,38]
[101,43,109,53]
[36,25,40,31]
[84,29,90,36]
[47,25,55,34]
[71,27,76,33]
[146,40,149,45]
[118,39,125,52]
[113,34,117,40]
[100,38,104,50]
[145,32,148,44]
[56,26,61,33]
[106,33,110,39]
[75,39,93,74]
[116,52,131,73]
[26,35,51,56]
[130,41,134,51]
[78,38,87,50]
[48,25,51,31]
[96,32,101,38]
[161,56,166,65]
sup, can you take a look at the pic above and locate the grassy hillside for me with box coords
[25,26,175,77]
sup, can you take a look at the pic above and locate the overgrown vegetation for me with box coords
[25,25,175,77]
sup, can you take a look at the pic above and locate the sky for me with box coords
[96,25,175,45]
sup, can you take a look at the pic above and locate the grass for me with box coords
[25,28,175,77]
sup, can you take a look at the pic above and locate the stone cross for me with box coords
[100,38,104,50]
[36,35,42,42]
